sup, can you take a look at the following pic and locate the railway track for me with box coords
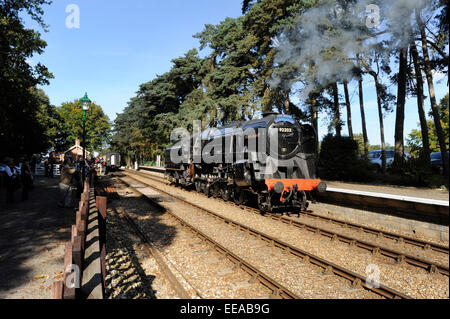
[110,178,300,299]
[115,206,194,299]
[120,171,412,299]
[128,170,449,276]
[135,169,449,255]
[97,181,193,298]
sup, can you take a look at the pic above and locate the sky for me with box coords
[26,0,448,147]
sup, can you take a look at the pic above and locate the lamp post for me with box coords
[80,92,91,183]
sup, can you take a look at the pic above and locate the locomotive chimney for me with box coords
[262,112,279,117]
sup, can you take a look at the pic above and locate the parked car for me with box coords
[368,149,410,171]
[430,151,449,175]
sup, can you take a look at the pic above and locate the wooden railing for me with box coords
[50,176,107,299]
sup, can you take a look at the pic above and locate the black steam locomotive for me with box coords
[164,112,326,213]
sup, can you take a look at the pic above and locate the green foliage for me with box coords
[0,0,53,159]
[318,134,373,181]
[111,0,448,189]
[388,156,431,186]
[407,94,449,157]
[33,88,67,152]
[56,100,112,153]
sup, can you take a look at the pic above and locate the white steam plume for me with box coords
[270,0,431,98]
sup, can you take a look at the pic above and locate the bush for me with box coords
[388,156,430,185]
[318,134,373,182]
[388,156,449,188]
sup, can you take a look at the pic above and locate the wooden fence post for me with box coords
[96,196,107,219]
[77,220,86,251]
[72,236,82,284]
[63,243,75,299]
[96,195,107,287]
[51,281,63,299]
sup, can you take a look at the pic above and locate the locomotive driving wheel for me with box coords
[220,185,232,201]
[202,182,210,197]
[210,183,220,198]
[257,193,270,214]
[233,187,247,205]
[195,180,202,192]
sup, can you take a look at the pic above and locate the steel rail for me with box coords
[262,211,449,276]
[131,170,449,276]
[288,211,449,254]
[118,176,300,299]
[114,206,194,299]
[135,170,449,253]
[137,170,448,255]
[96,181,196,298]
[123,171,412,299]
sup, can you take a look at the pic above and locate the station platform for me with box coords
[0,177,74,299]
[138,166,449,204]
[325,181,449,202]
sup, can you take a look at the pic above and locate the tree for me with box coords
[416,7,448,176]
[360,42,395,173]
[34,88,67,152]
[394,47,408,162]
[242,0,312,115]
[0,0,53,159]
[343,80,353,138]
[195,17,257,123]
[57,101,111,153]
[407,94,449,158]
[410,41,430,166]
[331,82,341,137]
[356,54,369,157]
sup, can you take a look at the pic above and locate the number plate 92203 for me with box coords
[279,127,292,133]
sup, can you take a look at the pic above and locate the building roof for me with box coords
[65,138,90,155]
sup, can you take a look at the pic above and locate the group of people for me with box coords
[2,157,34,203]
[2,155,99,208]
[44,159,56,178]
[58,157,97,208]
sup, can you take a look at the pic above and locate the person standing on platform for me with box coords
[21,162,32,200]
[44,159,49,177]
[49,159,54,178]
[4,157,19,203]
[58,158,75,208]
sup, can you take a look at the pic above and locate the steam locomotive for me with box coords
[164,112,326,213]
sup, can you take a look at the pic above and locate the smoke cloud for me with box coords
[270,0,431,98]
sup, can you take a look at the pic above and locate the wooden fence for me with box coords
[50,176,107,299]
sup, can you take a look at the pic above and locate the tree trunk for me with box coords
[284,89,290,114]
[357,55,369,157]
[395,47,408,162]
[309,92,319,154]
[410,41,431,167]
[332,82,341,137]
[372,74,386,173]
[343,80,353,139]
[416,9,449,176]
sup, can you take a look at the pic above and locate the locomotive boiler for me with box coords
[164,112,326,213]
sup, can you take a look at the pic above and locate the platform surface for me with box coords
[139,166,449,204]
[326,187,449,207]
[0,177,74,299]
